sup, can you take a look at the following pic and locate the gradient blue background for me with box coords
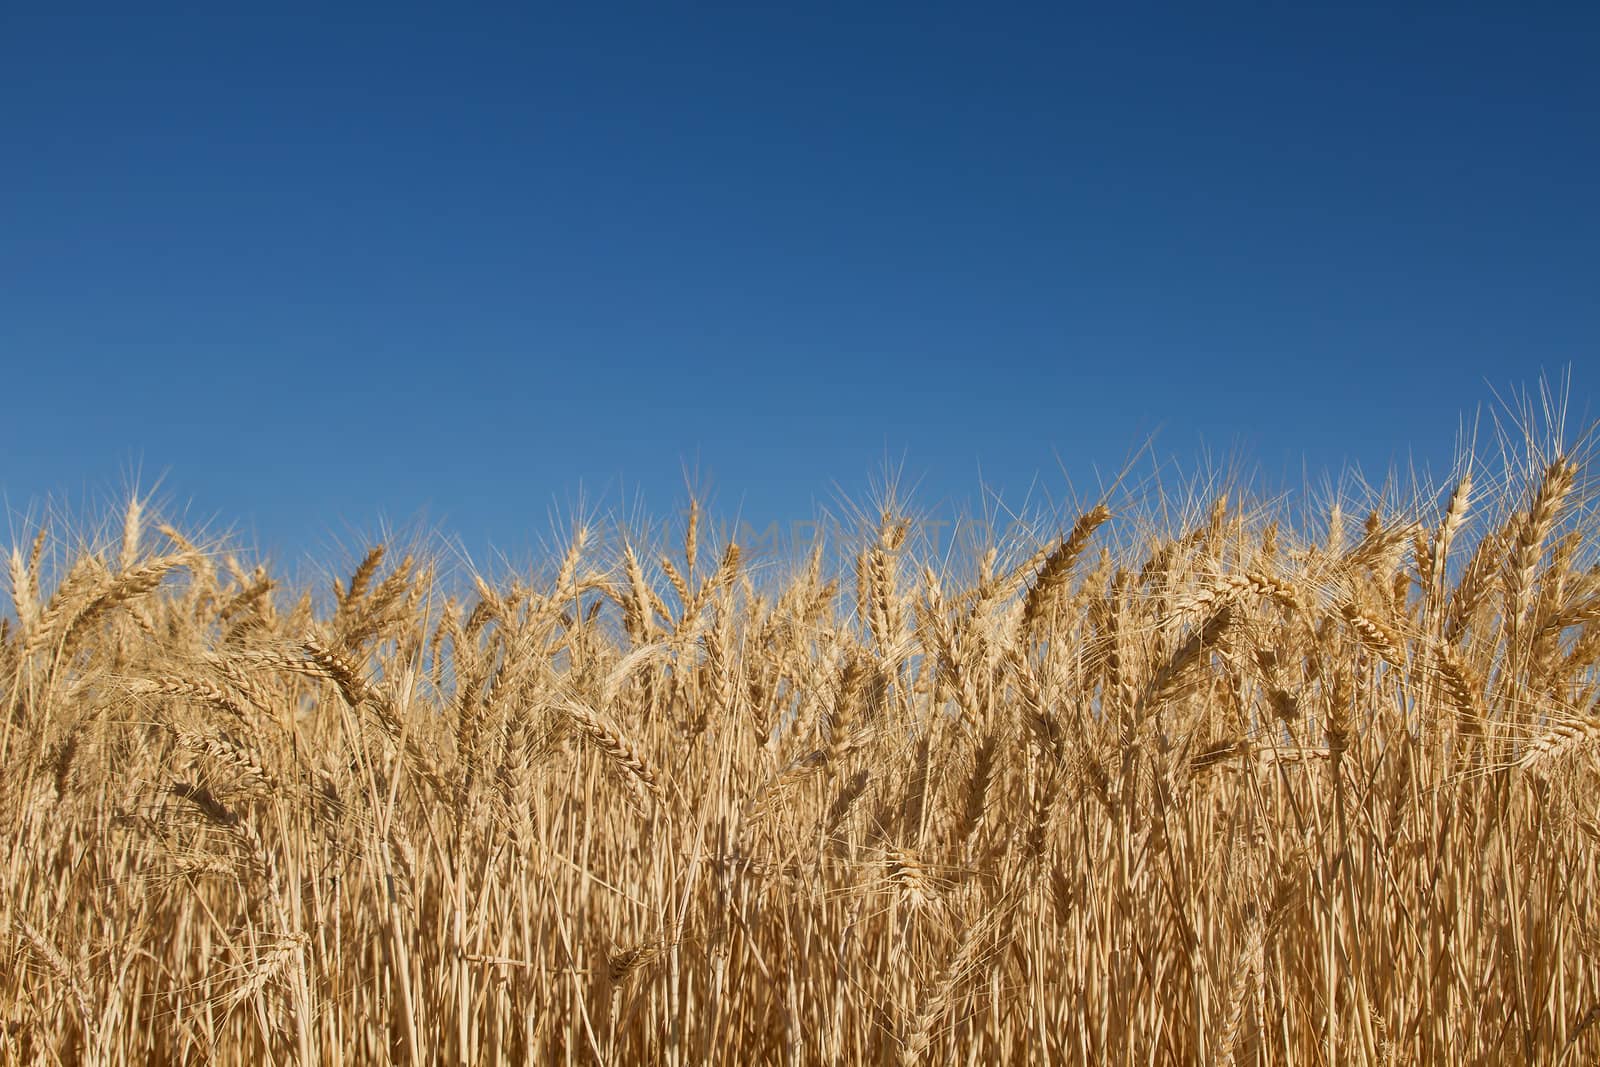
[3,6,1595,564]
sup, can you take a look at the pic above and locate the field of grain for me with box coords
[3,431,1599,1065]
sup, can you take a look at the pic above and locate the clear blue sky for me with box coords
[3,6,1596,564]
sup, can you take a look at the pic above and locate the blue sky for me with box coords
[2,6,1596,566]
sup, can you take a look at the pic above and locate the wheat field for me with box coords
[4,428,1599,1065]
